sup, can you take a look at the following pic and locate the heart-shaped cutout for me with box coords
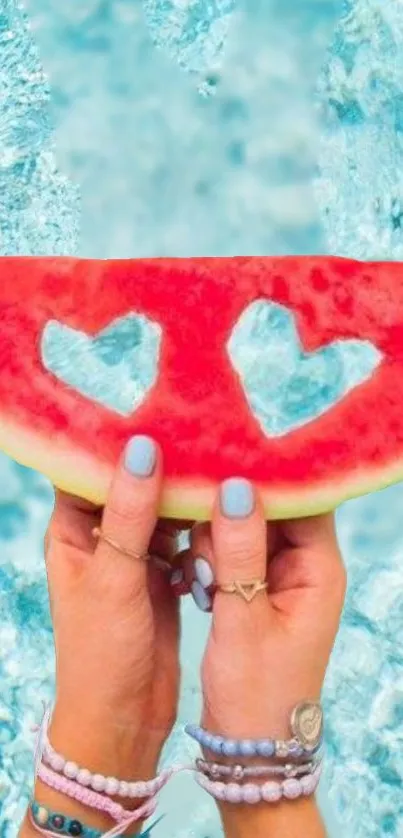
[228,300,382,437]
[41,314,162,416]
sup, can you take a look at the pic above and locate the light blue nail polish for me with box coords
[191,581,212,612]
[256,739,275,758]
[222,740,239,758]
[220,478,254,519]
[170,568,184,586]
[239,739,256,757]
[195,557,214,588]
[125,435,156,477]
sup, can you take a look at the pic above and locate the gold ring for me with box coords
[92,527,151,563]
[217,579,268,603]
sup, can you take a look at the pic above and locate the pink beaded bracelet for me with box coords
[38,763,157,838]
[34,704,173,799]
[42,741,171,799]
[196,763,322,804]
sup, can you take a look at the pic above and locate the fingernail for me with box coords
[125,435,156,477]
[171,568,184,586]
[191,581,212,612]
[220,478,255,519]
[195,557,214,589]
[170,568,190,597]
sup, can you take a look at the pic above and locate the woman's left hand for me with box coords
[39,435,188,825]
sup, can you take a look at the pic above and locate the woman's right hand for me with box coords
[188,478,346,837]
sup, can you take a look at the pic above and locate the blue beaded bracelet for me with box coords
[184,724,310,759]
[30,801,160,838]
[185,701,324,760]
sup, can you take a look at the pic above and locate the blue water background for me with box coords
[2,1,403,836]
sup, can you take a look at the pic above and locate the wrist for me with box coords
[30,706,164,836]
[49,702,164,779]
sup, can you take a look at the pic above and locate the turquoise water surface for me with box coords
[1,1,403,836]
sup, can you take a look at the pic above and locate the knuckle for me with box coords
[220,532,263,570]
[105,493,154,534]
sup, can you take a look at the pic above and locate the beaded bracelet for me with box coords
[30,802,158,838]
[186,725,314,759]
[196,757,321,781]
[185,701,324,760]
[39,715,171,799]
[196,763,322,804]
[37,763,157,838]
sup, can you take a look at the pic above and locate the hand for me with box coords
[43,436,186,796]
[186,478,346,834]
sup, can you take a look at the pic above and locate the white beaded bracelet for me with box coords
[196,763,322,804]
[42,739,171,799]
[34,706,172,800]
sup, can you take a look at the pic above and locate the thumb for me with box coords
[46,436,162,611]
[211,478,270,642]
[90,435,162,606]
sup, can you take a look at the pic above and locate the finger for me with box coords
[182,548,195,590]
[149,528,177,572]
[211,478,269,639]
[169,549,192,597]
[45,492,103,595]
[92,435,162,603]
[150,520,193,595]
[268,514,346,623]
[48,490,101,553]
[275,513,345,588]
[147,526,187,618]
[267,521,288,560]
[191,522,215,583]
[280,513,337,550]
[189,523,278,609]
[188,523,215,611]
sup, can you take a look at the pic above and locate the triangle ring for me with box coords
[217,579,268,603]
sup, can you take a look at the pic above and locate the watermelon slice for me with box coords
[1,255,402,520]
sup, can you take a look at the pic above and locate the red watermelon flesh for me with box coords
[0,254,402,520]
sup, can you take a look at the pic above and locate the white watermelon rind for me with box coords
[0,413,401,519]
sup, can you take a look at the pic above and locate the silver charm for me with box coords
[233,765,244,780]
[274,740,289,759]
[290,701,323,750]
